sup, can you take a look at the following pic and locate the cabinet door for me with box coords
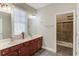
[24,42,31,55]
[29,40,35,55]
[37,37,42,50]
[18,47,29,56]
[24,40,38,55]
[28,40,38,55]
[32,39,38,53]
[29,38,42,55]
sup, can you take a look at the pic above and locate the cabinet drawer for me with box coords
[29,40,35,44]
[1,48,11,55]
[11,44,23,51]
[2,51,18,56]
[24,42,30,47]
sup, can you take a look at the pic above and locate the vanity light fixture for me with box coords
[0,3,9,8]
[0,3,11,13]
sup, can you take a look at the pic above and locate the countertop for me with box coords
[0,34,42,50]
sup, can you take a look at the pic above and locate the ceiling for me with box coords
[26,3,50,9]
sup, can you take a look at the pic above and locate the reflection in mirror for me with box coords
[0,12,11,39]
[0,3,36,40]
[0,4,28,40]
[12,8,27,39]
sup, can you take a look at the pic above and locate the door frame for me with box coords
[55,10,76,56]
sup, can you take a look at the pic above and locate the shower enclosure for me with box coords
[56,12,73,56]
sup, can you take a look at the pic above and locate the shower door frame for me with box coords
[56,10,76,56]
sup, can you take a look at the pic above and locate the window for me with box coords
[13,8,26,35]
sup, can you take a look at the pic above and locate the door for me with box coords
[56,11,75,56]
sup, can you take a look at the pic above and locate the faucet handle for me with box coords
[21,32,25,39]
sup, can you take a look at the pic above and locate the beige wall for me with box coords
[37,3,76,52]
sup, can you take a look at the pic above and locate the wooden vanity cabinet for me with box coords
[0,36,43,56]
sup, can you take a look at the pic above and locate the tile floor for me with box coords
[33,48,73,56]
[33,49,60,56]
[57,45,73,56]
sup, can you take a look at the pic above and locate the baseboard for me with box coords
[42,47,56,53]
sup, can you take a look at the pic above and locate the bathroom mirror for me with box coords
[0,4,28,40]
[0,3,37,40]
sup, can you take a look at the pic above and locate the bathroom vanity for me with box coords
[0,34,43,56]
[0,4,43,56]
